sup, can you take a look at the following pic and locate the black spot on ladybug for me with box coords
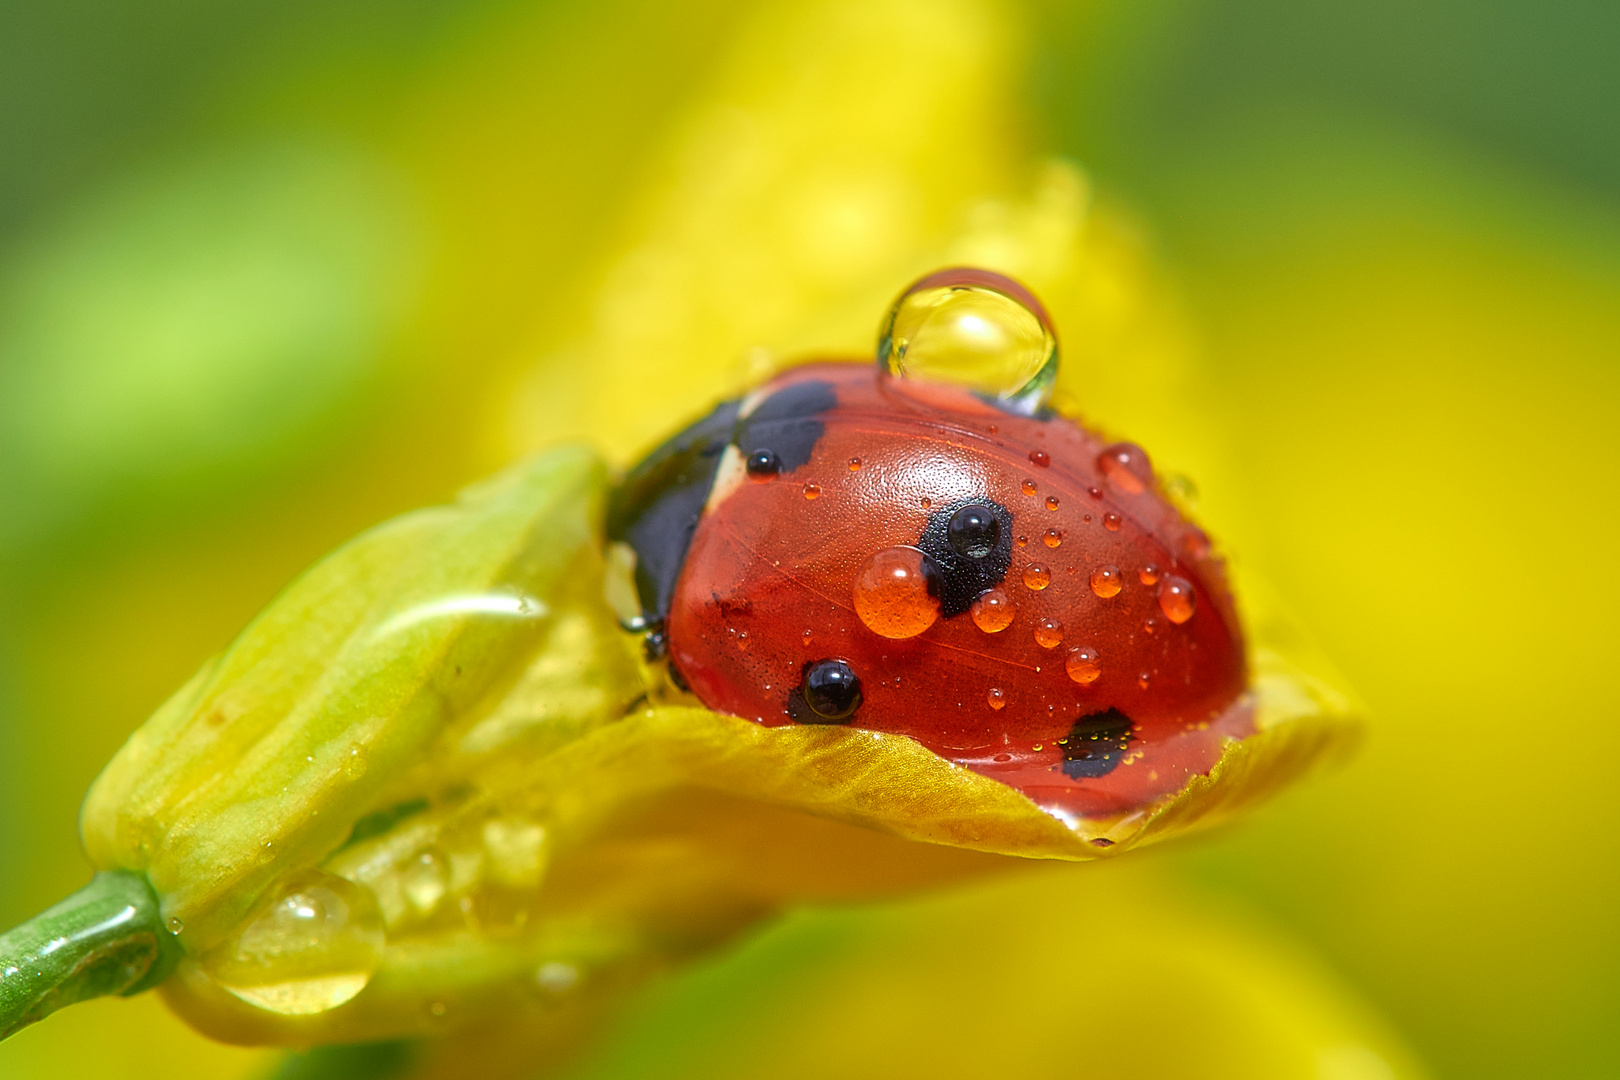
[1059,708,1135,779]
[917,497,1014,617]
[607,399,743,625]
[787,658,862,723]
[745,449,781,477]
[734,380,836,473]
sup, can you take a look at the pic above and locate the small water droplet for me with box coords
[801,629,814,646]
[920,496,932,509]
[1029,449,1050,468]
[428,1000,448,1018]
[970,588,1016,633]
[1088,486,1104,500]
[877,267,1058,414]
[1043,528,1062,548]
[535,962,579,995]
[167,917,185,935]
[1138,671,1152,689]
[200,871,384,1016]
[1016,534,1028,548]
[993,752,1013,763]
[1162,472,1199,509]
[1090,565,1123,599]
[1157,576,1197,623]
[1034,618,1064,649]
[1139,564,1160,585]
[745,449,780,479]
[1103,512,1122,532]
[854,547,942,639]
[1044,495,1060,511]
[946,504,1001,560]
[847,457,862,472]
[987,687,1007,710]
[1097,442,1153,494]
[1066,646,1101,685]
[1022,563,1052,591]
[402,849,449,918]
[1021,478,1038,497]
[802,483,821,500]
[343,747,367,779]
[1143,617,1159,635]
[736,629,750,649]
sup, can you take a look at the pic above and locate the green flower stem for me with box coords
[0,870,180,1041]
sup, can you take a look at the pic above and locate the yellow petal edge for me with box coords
[80,446,1360,1046]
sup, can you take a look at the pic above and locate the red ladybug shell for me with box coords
[643,362,1249,819]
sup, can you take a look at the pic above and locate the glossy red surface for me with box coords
[666,363,1249,817]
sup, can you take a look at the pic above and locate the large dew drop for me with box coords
[200,870,385,1016]
[853,546,942,639]
[877,268,1057,415]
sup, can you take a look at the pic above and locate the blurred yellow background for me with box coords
[0,0,1615,1077]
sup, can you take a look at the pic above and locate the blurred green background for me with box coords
[0,1,1616,1077]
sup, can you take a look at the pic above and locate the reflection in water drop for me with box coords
[970,589,1015,633]
[853,547,941,639]
[877,268,1058,415]
[200,871,384,1015]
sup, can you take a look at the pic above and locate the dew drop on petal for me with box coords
[200,871,384,1016]
[1157,576,1196,623]
[854,547,942,639]
[970,588,1016,633]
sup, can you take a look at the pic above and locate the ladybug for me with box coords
[606,269,1249,818]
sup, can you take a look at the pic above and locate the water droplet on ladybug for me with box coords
[853,546,942,639]
[1090,565,1123,598]
[847,457,862,472]
[1023,563,1052,591]
[1034,618,1064,648]
[802,483,821,500]
[1029,449,1050,467]
[1045,495,1060,511]
[987,687,1007,710]
[735,629,750,650]
[1066,646,1101,685]
[1021,478,1038,497]
[745,449,780,479]
[1143,617,1159,635]
[971,588,1015,632]
[1043,528,1062,548]
[1088,486,1104,500]
[802,659,863,721]
[1016,535,1028,548]
[801,629,814,646]
[1103,512,1122,531]
[876,267,1058,415]
[947,503,1002,559]
[1157,576,1196,623]
[1138,671,1152,689]
[1139,563,1160,585]
[1097,442,1153,494]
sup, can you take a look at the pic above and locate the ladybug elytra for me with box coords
[607,269,1249,818]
